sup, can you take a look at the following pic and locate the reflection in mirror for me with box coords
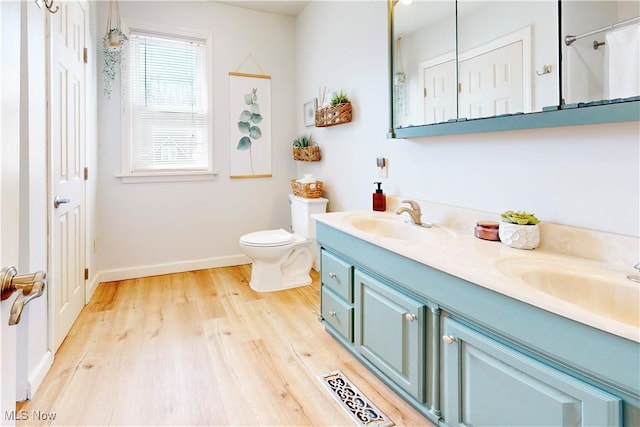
[457,1,558,120]
[392,0,559,129]
[562,1,640,105]
[393,0,456,128]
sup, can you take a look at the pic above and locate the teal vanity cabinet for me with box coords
[442,318,621,426]
[316,220,638,426]
[320,250,354,343]
[354,269,426,402]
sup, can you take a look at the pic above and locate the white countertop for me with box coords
[314,210,640,343]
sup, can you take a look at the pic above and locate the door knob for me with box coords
[53,195,70,208]
[405,313,417,322]
[1,266,47,325]
[442,335,457,345]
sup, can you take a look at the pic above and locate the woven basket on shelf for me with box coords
[315,102,352,127]
[290,179,323,198]
[292,145,321,161]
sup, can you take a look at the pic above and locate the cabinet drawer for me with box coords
[321,250,353,302]
[321,286,353,342]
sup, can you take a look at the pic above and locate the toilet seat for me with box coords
[240,229,295,247]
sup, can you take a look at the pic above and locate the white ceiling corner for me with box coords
[214,1,310,17]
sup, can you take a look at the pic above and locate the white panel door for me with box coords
[50,0,86,351]
[459,41,524,119]
[422,59,457,124]
[1,1,21,425]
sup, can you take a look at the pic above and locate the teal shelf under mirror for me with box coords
[392,100,640,139]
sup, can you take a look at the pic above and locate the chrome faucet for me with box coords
[627,262,640,283]
[396,199,430,227]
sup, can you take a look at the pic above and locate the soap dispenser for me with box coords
[373,182,386,212]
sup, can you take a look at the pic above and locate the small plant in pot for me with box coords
[292,135,321,161]
[330,91,350,107]
[498,210,541,249]
[102,27,128,99]
[293,134,311,149]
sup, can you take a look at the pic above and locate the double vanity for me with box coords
[314,200,639,426]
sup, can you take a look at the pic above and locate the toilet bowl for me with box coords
[240,229,313,292]
[239,194,328,292]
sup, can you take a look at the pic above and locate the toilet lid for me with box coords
[240,229,295,247]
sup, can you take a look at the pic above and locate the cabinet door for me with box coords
[354,269,426,401]
[442,318,621,427]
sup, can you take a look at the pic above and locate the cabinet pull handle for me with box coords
[405,313,417,322]
[328,272,336,279]
[329,311,337,317]
[442,335,457,345]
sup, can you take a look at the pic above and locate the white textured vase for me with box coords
[498,223,540,249]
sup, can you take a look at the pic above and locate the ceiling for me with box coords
[214,1,310,16]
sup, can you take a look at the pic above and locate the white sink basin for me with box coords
[496,258,640,327]
[343,213,456,242]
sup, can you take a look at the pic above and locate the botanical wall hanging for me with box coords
[229,72,272,178]
[103,0,128,99]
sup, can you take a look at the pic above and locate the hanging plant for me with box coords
[102,0,128,100]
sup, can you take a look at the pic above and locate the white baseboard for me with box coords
[27,350,53,399]
[94,254,252,284]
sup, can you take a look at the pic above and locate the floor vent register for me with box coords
[317,370,394,427]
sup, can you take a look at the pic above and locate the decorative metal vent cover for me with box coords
[317,370,394,427]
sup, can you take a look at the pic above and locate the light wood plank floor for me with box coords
[17,265,432,426]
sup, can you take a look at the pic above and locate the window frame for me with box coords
[118,20,215,183]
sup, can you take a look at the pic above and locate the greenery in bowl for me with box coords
[330,91,350,107]
[102,27,128,99]
[500,210,540,225]
[293,134,312,148]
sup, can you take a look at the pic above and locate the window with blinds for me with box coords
[126,30,210,173]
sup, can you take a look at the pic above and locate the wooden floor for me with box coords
[17,265,432,426]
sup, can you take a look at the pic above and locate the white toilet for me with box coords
[239,194,328,292]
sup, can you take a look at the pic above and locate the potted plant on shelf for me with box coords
[330,91,350,107]
[315,90,352,127]
[498,210,541,249]
[292,134,321,161]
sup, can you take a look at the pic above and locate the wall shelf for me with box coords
[390,100,640,139]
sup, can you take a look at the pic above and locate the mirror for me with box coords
[457,1,558,120]
[393,0,456,128]
[562,1,640,105]
[389,0,640,138]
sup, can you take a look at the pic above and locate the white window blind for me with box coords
[128,30,209,172]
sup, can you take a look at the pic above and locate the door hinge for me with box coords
[424,88,427,98]
[84,167,88,181]
[458,83,462,93]
[83,48,88,64]
[84,268,89,280]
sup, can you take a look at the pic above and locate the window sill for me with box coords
[115,170,219,184]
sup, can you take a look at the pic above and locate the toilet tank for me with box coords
[289,194,328,239]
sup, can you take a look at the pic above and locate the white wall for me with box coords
[86,2,99,297]
[96,1,298,278]
[296,1,639,238]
